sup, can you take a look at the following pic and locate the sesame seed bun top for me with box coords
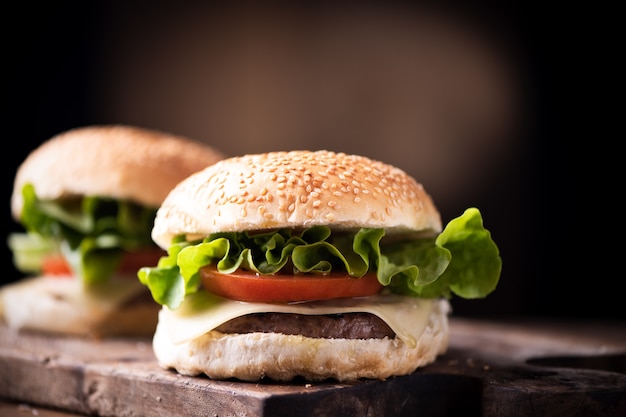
[151,150,442,248]
[11,125,226,219]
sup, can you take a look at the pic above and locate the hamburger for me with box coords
[1,125,226,337]
[138,150,502,381]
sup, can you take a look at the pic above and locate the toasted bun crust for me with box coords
[152,298,450,382]
[152,150,442,248]
[11,125,226,220]
[0,276,159,338]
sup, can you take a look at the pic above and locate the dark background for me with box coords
[2,2,614,320]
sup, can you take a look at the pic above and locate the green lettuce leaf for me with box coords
[138,207,502,310]
[8,183,159,285]
[7,232,61,274]
[383,207,501,298]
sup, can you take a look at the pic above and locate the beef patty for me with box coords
[215,312,396,339]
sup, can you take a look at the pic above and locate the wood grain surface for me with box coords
[1,317,625,417]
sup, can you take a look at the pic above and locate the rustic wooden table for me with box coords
[1,317,625,417]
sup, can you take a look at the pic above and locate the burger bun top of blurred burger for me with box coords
[11,125,226,219]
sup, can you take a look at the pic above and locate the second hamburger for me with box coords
[2,125,226,337]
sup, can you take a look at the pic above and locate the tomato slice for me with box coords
[42,255,73,277]
[199,266,384,303]
[41,248,166,278]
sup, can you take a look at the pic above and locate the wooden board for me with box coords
[1,318,625,417]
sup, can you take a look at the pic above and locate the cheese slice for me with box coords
[159,292,436,348]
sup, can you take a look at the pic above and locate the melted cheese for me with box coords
[159,292,434,348]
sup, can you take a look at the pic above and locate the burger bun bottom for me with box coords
[0,276,159,338]
[152,298,450,382]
